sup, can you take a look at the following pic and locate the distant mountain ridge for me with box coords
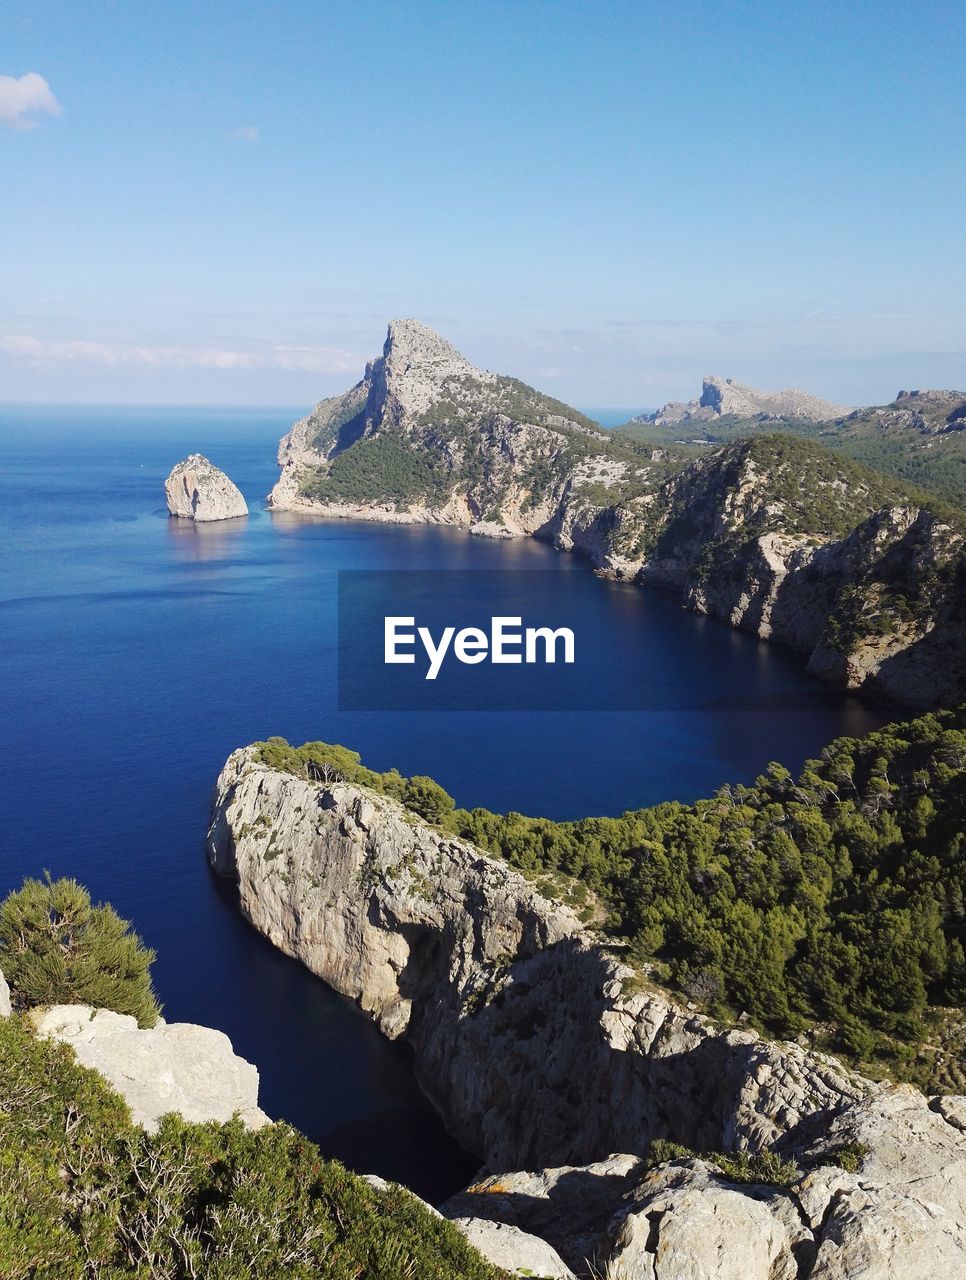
[269,320,965,708]
[635,375,850,425]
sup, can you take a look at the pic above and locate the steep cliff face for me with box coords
[208,750,966,1278]
[613,438,966,707]
[269,322,964,707]
[269,319,693,549]
[208,748,867,1168]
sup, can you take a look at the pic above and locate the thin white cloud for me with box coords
[232,124,259,141]
[0,335,360,374]
[0,72,61,129]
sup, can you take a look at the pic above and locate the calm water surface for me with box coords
[0,405,892,1198]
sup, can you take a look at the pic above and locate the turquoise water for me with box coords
[0,404,890,1197]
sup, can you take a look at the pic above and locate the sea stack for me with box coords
[164,454,248,521]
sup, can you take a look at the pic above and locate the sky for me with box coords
[2,0,965,410]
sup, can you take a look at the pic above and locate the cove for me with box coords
[0,406,894,1200]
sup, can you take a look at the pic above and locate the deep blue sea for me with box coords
[0,404,892,1199]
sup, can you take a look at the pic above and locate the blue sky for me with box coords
[3,0,964,408]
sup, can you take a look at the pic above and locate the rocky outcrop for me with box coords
[208,749,879,1169]
[0,968,10,1018]
[209,751,966,1277]
[268,317,644,538]
[638,376,850,426]
[165,453,248,521]
[33,1004,270,1131]
[267,322,964,708]
[442,1086,966,1278]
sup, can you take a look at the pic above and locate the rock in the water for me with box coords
[164,453,248,521]
[34,1005,270,1131]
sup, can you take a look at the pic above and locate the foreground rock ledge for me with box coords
[208,747,966,1279]
[33,1004,270,1131]
[164,453,248,521]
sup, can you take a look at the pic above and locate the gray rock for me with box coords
[34,1004,270,1131]
[209,752,966,1278]
[363,1168,573,1277]
[604,1160,808,1280]
[164,453,248,521]
[642,375,850,425]
[0,968,10,1018]
[441,1156,644,1272]
[207,750,868,1172]
[452,1218,575,1279]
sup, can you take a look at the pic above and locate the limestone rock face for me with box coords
[164,453,248,521]
[208,750,871,1171]
[33,1004,270,1131]
[268,321,965,710]
[454,1219,575,1279]
[210,750,966,1278]
[445,1100,966,1279]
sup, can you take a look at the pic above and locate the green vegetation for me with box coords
[0,1013,506,1279]
[253,738,456,826]
[0,876,160,1028]
[449,708,966,1074]
[616,394,966,509]
[270,707,966,1086]
[300,430,452,507]
[645,1139,798,1186]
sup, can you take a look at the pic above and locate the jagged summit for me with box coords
[383,317,473,372]
[269,319,610,520]
[638,376,850,425]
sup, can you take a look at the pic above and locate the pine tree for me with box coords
[0,875,160,1026]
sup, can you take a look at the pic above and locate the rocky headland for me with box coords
[267,320,965,708]
[164,453,248,521]
[207,745,966,1278]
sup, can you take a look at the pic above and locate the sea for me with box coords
[0,403,891,1199]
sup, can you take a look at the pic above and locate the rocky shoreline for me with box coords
[266,321,966,710]
[206,746,966,1278]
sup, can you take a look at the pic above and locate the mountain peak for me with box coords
[636,376,850,425]
[384,318,469,370]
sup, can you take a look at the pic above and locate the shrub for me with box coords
[0,875,160,1027]
[403,776,456,824]
[0,1015,507,1279]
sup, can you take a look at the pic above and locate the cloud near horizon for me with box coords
[0,73,61,129]
[0,335,360,374]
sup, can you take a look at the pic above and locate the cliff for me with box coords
[165,453,248,521]
[208,748,966,1278]
[268,322,965,707]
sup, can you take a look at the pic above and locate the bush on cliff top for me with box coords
[254,737,456,824]
[0,875,161,1028]
[0,1013,507,1280]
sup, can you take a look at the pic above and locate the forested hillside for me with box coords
[259,707,966,1089]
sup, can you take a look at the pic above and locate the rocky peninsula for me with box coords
[267,320,965,708]
[207,743,966,1278]
[165,453,248,521]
